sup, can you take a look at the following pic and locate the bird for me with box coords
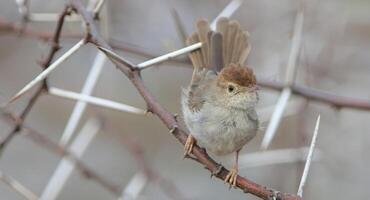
[181,17,259,187]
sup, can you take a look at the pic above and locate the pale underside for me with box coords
[181,70,258,155]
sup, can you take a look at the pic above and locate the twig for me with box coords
[297,115,320,197]
[1,16,370,111]
[69,1,301,199]
[258,79,370,111]
[0,6,73,154]
[49,87,146,115]
[0,170,38,200]
[261,3,305,149]
[41,117,102,200]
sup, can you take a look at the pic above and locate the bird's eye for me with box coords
[227,85,235,93]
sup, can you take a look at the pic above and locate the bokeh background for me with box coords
[0,0,370,199]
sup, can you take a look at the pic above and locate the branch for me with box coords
[258,78,370,111]
[1,113,121,196]
[69,1,301,199]
[0,6,72,153]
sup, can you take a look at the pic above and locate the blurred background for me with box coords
[0,0,370,199]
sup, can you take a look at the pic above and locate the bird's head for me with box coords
[213,64,258,110]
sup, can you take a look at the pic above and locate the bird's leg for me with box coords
[224,150,240,188]
[184,134,195,156]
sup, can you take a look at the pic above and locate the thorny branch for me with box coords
[1,17,369,110]
[0,6,72,153]
[1,113,121,195]
[69,0,301,199]
[1,1,369,199]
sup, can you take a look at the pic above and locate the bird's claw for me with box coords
[184,134,195,157]
[224,167,238,188]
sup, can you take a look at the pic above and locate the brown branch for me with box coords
[22,128,121,195]
[0,18,80,40]
[122,137,187,200]
[69,1,301,199]
[258,78,370,110]
[2,17,369,111]
[0,17,190,64]
[0,6,72,154]
[1,113,121,195]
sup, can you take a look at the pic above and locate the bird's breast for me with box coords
[182,101,258,155]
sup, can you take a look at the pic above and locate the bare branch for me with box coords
[0,6,73,154]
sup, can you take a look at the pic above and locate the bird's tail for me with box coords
[186,18,251,72]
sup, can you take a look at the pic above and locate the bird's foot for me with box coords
[224,166,238,188]
[184,134,195,157]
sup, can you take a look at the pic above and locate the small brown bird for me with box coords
[181,18,259,187]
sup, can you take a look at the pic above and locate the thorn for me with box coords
[268,190,280,200]
[144,109,152,116]
[173,113,179,121]
[97,46,135,69]
[169,125,178,133]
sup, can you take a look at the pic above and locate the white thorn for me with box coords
[40,118,101,200]
[297,115,321,197]
[239,147,322,169]
[261,88,292,149]
[0,170,38,200]
[137,43,202,69]
[7,39,85,104]
[49,87,146,115]
[28,13,80,22]
[119,172,148,200]
[210,0,244,30]
[58,51,106,146]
